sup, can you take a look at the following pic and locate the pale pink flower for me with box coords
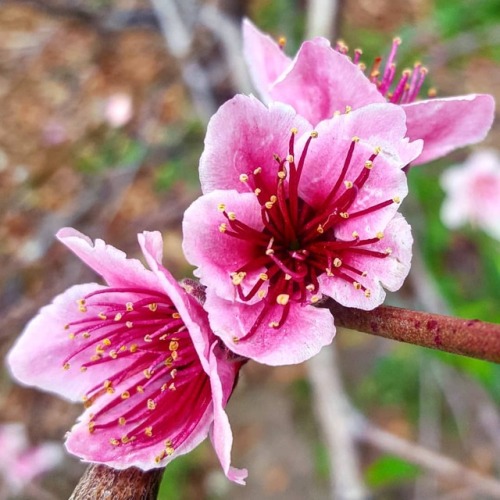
[243,19,495,166]
[7,229,246,484]
[0,423,63,494]
[441,149,500,240]
[182,95,421,365]
[104,93,133,128]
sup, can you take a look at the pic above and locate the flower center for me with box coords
[62,287,210,462]
[335,38,436,104]
[219,129,399,335]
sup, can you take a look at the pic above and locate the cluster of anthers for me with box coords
[217,127,399,338]
[62,287,209,464]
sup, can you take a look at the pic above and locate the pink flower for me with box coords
[243,19,495,166]
[7,229,246,484]
[0,423,63,494]
[440,149,500,240]
[183,95,422,365]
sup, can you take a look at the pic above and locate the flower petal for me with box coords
[270,40,386,125]
[403,94,495,165]
[57,228,162,292]
[204,292,335,365]
[242,18,291,102]
[199,94,311,194]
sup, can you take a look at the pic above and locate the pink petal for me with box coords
[204,293,335,365]
[208,344,247,484]
[270,40,386,125]
[403,94,495,165]
[57,228,162,292]
[319,213,413,309]
[199,94,311,194]
[242,18,291,102]
[183,190,268,303]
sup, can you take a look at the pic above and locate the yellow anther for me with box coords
[231,271,246,286]
[265,248,274,255]
[83,332,91,339]
[98,312,107,320]
[130,343,138,353]
[227,212,236,220]
[103,338,111,346]
[278,171,286,179]
[172,312,181,319]
[344,180,353,189]
[148,303,158,312]
[77,298,86,306]
[364,160,373,169]
[166,446,175,456]
[126,321,133,328]
[374,146,382,154]
[169,383,176,391]
[428,88,437,98]
[104,380,112,388]
[364,289,372,298]
[345,105,352,114]
[291,127,298,134]
[284,274,292,280]
[145,427,153,437]
[68,333,75,340]
[110,438,120,446]
[276,294,290,306]
[310,130,318,138]
[269,321,279,328]
[109,350,118,359]
[393,36,402,44]
[306,284,315,291]
[257,290,267,299]
[121,435,130,444]
[317,224,324,234]
[239,173,249,182]
[217,203,226,212]
[325,268,333,277]
[164,357,173,367]
[353,281,362,290]
[63,363,70,370]
[310,295,320,304]
[232,336,240,344]
[90,354,101,362]
[376,232,384,239]
[259,273,269,281]
[169,340,179,351]
[340,212,349,219]
[265,200,274,209]
[385,248,393,255]
[80,366,87,372]
[171,351,178,361]
[254,188,262,196]
[126,302,134,311]
[147,399,156,410]
[144,334,152,343]
[287,155,294,163]
[144,369,152,379]
[393,196,401,204]
[278,36,287,48]
[334,258,342,267]
[352,231,359,238]
[88,421,95,434]
[118,417,126,426]
[121,391,130,399]
[352,136,360,143]
[136,385,144,393]
[253,167,262,175]
[333,110,341,117]
[155,452,166,464]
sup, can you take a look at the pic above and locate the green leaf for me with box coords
[365,455,420,488]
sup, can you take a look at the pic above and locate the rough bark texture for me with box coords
[69,464,164,500]
[328,302,500,363]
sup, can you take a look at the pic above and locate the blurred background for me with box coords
[0,0,499,498]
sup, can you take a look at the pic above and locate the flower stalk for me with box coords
[69,464,163,500]
[328,302,500,363]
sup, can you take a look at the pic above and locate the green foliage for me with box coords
[365,455,420,488]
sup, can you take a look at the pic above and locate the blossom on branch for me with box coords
[440,149,500,241]
[183,95,422,365]
[242,19,495,165]
[7,229,246,484]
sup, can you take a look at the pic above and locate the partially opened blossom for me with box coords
[243,19,495,165]
[183,95,422,365]
[440,149,500,241]
[7,229,246,484]
[0,423,63,494]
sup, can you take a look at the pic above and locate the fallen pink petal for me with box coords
[7,229,246,484]
[183,95,421,365]
[242,19,495,166]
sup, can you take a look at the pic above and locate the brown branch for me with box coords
[69,464,164,500]
[327,302,500,363]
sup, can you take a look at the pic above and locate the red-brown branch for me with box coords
[327,302,500,363]
[69,464,164,500]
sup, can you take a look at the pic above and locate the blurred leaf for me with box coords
[365,455,420,488]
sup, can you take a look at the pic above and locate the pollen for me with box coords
[63,363,70,370]
[345,105,352,114]
[118,417,126,426]
[333,258,342,267]
[231,271,246,285]
[278,36,286,48]
[239,173,249,182]
[136,385,144,393]
[352,231,359,238]
[344,180,353,189]
[104,380,112,389]
[110,438,120,446]
[291,127,298,134]
[253,167,262,175]
[340,212,349,219]
[217,203,226,212]
[126,302,134,311]
[232,336,240,344]
[114,313,123,321]
[317,224,324,234]
[364,160,373,169]
[166,446,175,456]
[254,188,262,196]
[269,321,279,328]
[353,281,362,290]
[144,369,152,379]
[126,321,133,328]
[169,383,176,391]
[257,290,267,299]
[98,312,107,320]
[88,421,95,433]
[148,303,158,312]
[393,196,401,204]
[68,333,75,340]
[428,87,437,98]
[306,284,315,291]
[310,295,320,303]
[228,212,236,220]
[276,294,290,306]
[145,427,153,437]
[376,232,384,239]
[147,399,156,410]
[121,391,130,399]
[310,130,318,138]
[352,136,360,143]
[259,273,269,281]
[130,343,138,353]
[83,332,91,339]
[287,155,294,164]
[169,340,179,351]
[172,312,181,319]
[364,289,372,298]
[265,248,274,255]
[385,248,393,255]
[374,146,382,154]
[325,268,333,277]
[103,338,111,346]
